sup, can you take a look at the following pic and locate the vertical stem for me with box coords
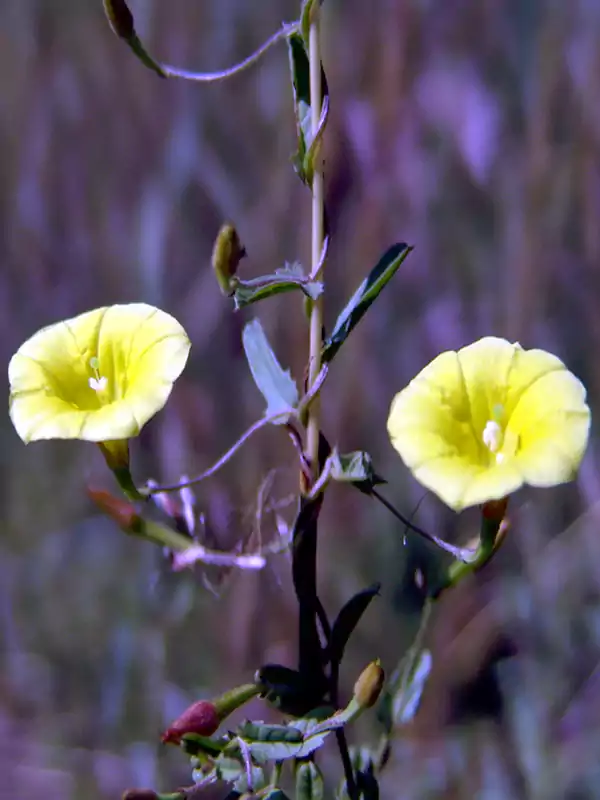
[306,8,324,475]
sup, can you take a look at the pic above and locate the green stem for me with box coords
[306,8,325,472]
[432,511,503,597]
[138,519,197,552]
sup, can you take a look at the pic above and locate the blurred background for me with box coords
[1,1,600,797]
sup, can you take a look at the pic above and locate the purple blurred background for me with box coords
[1,1,600,797]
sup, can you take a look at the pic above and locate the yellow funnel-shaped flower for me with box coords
[388,337,590,512]
[9,304,190,450]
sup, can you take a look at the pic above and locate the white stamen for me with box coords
[89,376,108,392]
[483,420,502,453]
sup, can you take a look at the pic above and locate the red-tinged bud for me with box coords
[103,0,135,40]
[353,660,385,709]
[122,791,159,800]
[482,497,509,522]
[161,700,220,745]
[87,487,143,534]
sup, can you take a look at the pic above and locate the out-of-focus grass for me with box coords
[1,1,600,797]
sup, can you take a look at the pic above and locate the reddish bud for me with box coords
[481,497,509,521]
[103,0,135,40]
[161,700,220,745]
[122,791,159,800]
[87,487,143,534]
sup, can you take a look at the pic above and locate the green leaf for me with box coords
[233,266,323,309]
[263,791,292,800]
[286,32,329,186]
[238,721,304,744]
[235,719,331,762]
[296,761,325,800]
[255,664,329,718]
[392,648,432,724]
[209,753,265,794]
[242,319,299,423]
[326,584,380,667]
[322,243,413,364]
[300,0,318,45]
[180,732,227,758]
[329,451,386,493]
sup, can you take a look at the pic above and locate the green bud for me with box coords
[212,223,246,296]
[353,660,385,709]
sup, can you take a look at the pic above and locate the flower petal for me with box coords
[509,368,590,484]
[412,456,523,512]
[388,350,481,467]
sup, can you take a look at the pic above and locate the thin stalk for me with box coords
[304,11,359,800]
[306,12,325,474]
[161,23,297,82]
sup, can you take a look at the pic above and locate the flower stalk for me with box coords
[306,8,325,478]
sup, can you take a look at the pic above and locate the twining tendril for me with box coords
[162,23,298,83]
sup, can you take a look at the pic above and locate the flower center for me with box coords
[482,404,508,464]
[88,357,109,402]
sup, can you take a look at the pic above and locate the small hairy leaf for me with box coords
[233,270,322,309]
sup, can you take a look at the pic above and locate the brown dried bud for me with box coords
[211,223,246,296]
[87,487,143,534]
[103,0,135,40]
[122,791,159,800]
[353,660,385,709]
[161,700,220,745]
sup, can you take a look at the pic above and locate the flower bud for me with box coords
[482,497,509,522]
[161,700,220,745]
[87,487,143,534]
[212,223,246,296]
[353,660,384,709]
[122,791,159,800]
[103,0,135,40]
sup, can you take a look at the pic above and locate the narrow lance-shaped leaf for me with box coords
[255,663,328,718]
[242,319,299,423]
[322,243,413,364]
[326,584,381,667]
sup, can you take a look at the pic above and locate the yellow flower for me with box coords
[9,304,190,464]
[387,337,590,512]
